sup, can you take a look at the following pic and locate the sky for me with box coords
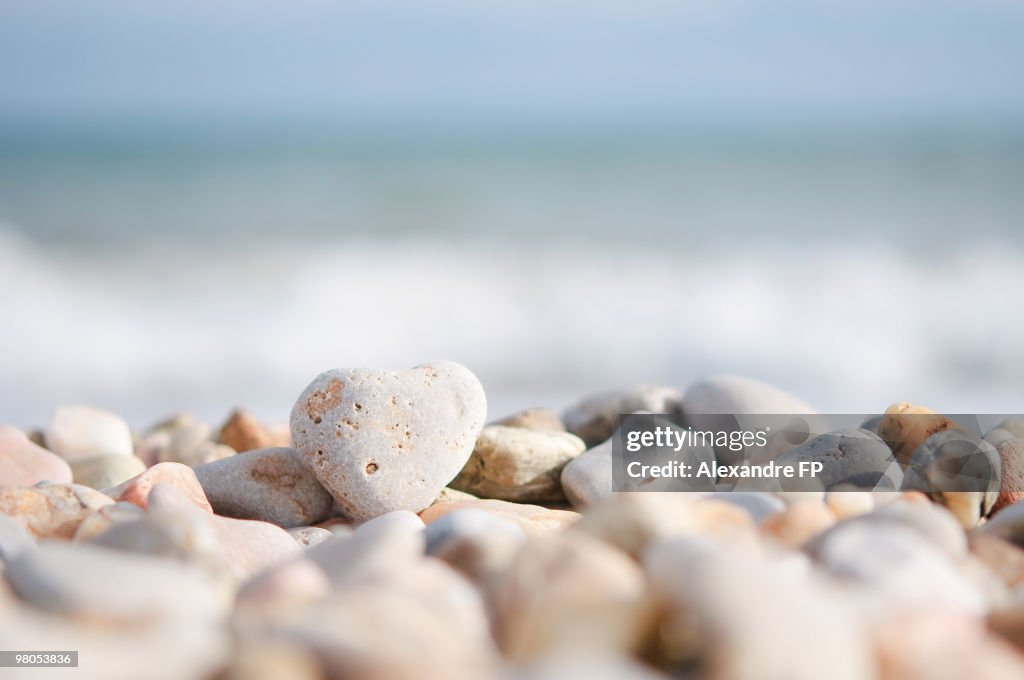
[1,0,1023,131]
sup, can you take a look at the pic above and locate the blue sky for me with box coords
[1,1,1023,129]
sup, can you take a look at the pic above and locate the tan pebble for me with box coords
[826,490,875,519]
[0,483,112,539]
[222,640,323,680]
[994,439,1024,515]
[761,501,836,548]
[492,407,565,432]
[420,499,579,535]
[219,409,278,453]
[0,425,72,487]
[878,402,963,464]
[72,501,144,542]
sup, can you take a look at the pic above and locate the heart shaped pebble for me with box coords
[290,361,487,521]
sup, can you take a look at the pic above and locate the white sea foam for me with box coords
[1,227,1022,429]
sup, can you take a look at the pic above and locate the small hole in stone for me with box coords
[354,403,363,411]
[313,416,322,424]
[365,461,379,475]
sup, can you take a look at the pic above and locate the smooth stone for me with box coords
[979,500,1024,545]
[160,421,235,467]
[0,513,36,564]
[825,490,876,519]
[492,407,565,432]
[222,641,322,680]
[513,656,666,680]
[6,541,228,623]
[194,447,333,528]
[683,375,816,416]
[105,461,213,512]
[806,520,986,615]
[760,501,836,548]
[902,429,1000,527]
[156,485,301,581]
[489,533,653,660]
[705,491,785,522]
[259,560,497,679]
[869,500,968,559]
[450,425,585,502]
[45,405,134,461]
[235,558,331,610]
[70,454,146,489]
[561,438,613,508]
[571,494,757,559]
[645,537,872,680]
[424,508,525,580]
[876,611,1024,679]
[219,408,285,452]
[91,494,222,572]
[986,417,1024,448]
[72,501,145,542]
[994,438,1024,514]
[0,425,72,487]
[290,361,487,522]
[433,486,478,504]
[0,607,228,680]
[287,526,333,549]
[682,376,819,466]
[421,499,578,535]
[0,483,112,539]
[969,533,1024,588]
[562,385,682,447]
[307,510,426,588]
[878,402,963,465]
[773,428,902,491]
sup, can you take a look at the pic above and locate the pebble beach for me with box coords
[3,362,1024,679]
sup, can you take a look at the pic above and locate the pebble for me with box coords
[0,425,72,487]
[562,385,682,446]
[160,421,235,467]
[969,533,1024,587]
[645,536,873,680]
[978,499,1024,544]
[489,533,653,660]
[994,438,1024,514]
[287,526,334,549]
[0,513,36,564]
[44,405,134,461]
[682,376,820,466]
[874,611,1024,679]
[560,438,613,508]
[421,499,578,535]
[683,375,816,416]
[219,408,288,452]
[194,447,334,528]
[221,641,323,680]
[760,501,837,548]
[6,541,228,624]
[706,491,786,522]
[105,461,213,512]
[257,560,498,680]
[878,401,963,465]
[235,558,331,610]
[492,407,565,432]
[773,428,902,491]
[571,494,757,559]
[307,510,426,588]
[825,490,875,519]
[290,361,487,522]
[806,518,986,615]
[513,655,667,680]
[424,508,526,580]
[69,454,146,489]
[985,417,1024,448]
[0,483,112,539]
[450,425,585,502]
[72,501,145,542]
[901,429,1000,527]
[433,486,478,504]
